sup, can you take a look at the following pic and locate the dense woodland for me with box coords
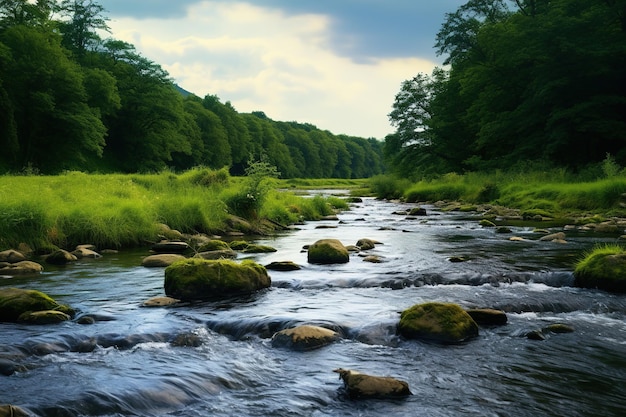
[0,0,384,177]
[386,0,626,179]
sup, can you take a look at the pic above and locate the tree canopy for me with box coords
[386,0,626,178]
[0,0,384,177]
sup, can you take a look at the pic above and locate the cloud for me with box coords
[107,1,441,138]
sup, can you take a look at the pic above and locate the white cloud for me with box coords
[107,1,437,138]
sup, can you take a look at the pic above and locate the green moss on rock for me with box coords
[307,239,349,264]
[164,258,271,300]
[574,245,626,293]
[398,302,479,343]
[0,288,75,322]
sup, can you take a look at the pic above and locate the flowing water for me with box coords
[2,193,626,416]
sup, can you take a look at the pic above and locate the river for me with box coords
[1,193,626,416]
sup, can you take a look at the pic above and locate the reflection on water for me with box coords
[1,196,626,416]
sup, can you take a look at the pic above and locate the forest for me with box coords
[0,0,384,177]
[385,0,626,179]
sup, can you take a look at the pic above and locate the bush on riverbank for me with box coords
[0,168,350,252]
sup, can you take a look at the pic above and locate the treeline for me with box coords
[385,0,626,179]
[0,0,384,177]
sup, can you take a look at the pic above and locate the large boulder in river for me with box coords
[164,258,271,300]
[333,368,411,399]
[0,288,74,323]
[271,325,339,351]
[574,246,626,292]
[307,239,349,264]
[398,302,479,343]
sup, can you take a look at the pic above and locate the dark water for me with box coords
[2,194,626,417]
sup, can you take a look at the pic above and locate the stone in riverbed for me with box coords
[398,302,479,344]
[0,405,31,417]
[142,254,186,267]
[307,239,349,264]
[271,325,339,351]
[151,240,190,254]
[164,258,271,300]
[0,261,43,275]
[0,249,26,263]
[45,249,77,265]
[264,261,301,271]
[0,288,74,323]
[333,368,411,399]
[466,308,508,325]
[142,296,181,307]
[17,310,71,324]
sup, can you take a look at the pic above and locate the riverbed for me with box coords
[2,194,626,416]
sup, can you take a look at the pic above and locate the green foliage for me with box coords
[368,175,412,200]
[388,0,626,178]
[0,2,384,177]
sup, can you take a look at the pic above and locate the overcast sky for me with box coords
[102,0,465,139]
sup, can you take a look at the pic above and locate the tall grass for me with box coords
[370,170,626,216]
[0,168,355,251]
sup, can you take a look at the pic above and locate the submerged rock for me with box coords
[0,288,74,323]
[333,368,411,399]
[398,302,479,343]
[271,325,339,351]
[164,258,271,300]
[307,239,349,264]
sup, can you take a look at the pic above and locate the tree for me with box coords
[0,25,106,172]
[58,0,110,58]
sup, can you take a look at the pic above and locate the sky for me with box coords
[102,0,465,139]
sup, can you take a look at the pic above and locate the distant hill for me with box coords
[175,84,194,97]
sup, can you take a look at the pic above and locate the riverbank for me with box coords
[0,169,352,253]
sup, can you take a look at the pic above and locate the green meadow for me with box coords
[0,168,349,252]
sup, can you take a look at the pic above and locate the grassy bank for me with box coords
[369,170,626,220]
[0,168,349,252]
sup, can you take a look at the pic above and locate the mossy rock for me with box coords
[229,240,250,250]
[164,258,271,300]
[307,239,349,264]
[356,238,377,250]
[0,288,75,322]
[265,261,301,271]
[398,302,479,343]
[241,244,277,253]
[197,239,231,252]
[18,310,71,324]
[271,325,339,351]
[574,246,626,293]
[45,249,77,265]
[479,219,496,227]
